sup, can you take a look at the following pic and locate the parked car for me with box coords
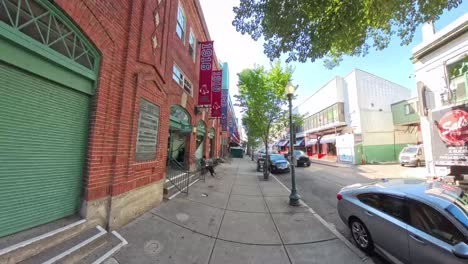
[268,154,290,173]
[294,150,311,167]
[337,179,468,264]
[399,145,425,167]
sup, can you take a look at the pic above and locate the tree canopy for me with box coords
[233,0,463,68]
[235,62,292,178]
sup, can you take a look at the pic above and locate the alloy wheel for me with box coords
[351,221,369,248]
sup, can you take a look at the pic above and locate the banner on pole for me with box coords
[198,41,214,105]
[210,70,222,118]
[221,89,228,131]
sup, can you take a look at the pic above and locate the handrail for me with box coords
[166,157,189,194]
[187,156,205,182]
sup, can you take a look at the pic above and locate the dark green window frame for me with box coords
[0,0,100,85]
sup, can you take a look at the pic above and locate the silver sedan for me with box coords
[337,179,468,264]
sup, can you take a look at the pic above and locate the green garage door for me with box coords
[0,62,90,237]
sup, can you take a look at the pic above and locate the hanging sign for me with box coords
[198,41,214,106]
[210,70,223,118]
[221,89,228,131]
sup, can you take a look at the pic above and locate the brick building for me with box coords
[0,0,227,238]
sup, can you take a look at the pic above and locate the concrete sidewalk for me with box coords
[108,158,372,264]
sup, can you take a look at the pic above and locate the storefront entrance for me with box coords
[167,106,191,168]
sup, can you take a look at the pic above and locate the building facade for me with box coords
[295,69,411,164]
[412,15,468,176]
[0,0,230,238]
[390,97,421,147]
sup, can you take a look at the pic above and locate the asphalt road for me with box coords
[272,162,389,264]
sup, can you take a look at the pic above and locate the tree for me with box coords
[235,62,292,179]
[233,0,462,68]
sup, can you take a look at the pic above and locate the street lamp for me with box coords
[286,83,301,206]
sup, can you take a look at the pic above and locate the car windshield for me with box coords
[294,150,305,156]
[425,183,468,228]
[270,155,286,161]
[404,147,418,154]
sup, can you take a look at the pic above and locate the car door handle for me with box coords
[364,210,373,216]
[409,234,426,245]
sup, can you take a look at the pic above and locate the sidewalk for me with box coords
[108,158,371,264]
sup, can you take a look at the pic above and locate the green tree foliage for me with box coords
[233,0,463,68]
[235,62,293,178]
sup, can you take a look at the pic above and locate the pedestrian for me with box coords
[204,155,216,177]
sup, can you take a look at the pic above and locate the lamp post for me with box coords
[286,83,301,206]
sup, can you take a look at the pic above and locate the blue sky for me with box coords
[199,0,467,131]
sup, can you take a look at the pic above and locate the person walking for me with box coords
[204,155,216,177]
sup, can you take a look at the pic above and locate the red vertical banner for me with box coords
[210,70,223,118]
[198,41,214,106]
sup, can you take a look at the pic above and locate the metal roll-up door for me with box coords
[0,62,90,237]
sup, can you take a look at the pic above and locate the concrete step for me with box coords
[78,231,128,264]
[0,216,90,264]
[17,225,128,264]
[19,226,107,264]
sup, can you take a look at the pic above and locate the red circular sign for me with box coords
[437,109,468,146]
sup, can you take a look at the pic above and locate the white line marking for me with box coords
[42,225,107,264]
[271,175,368,261]
[168,179,200,200]
[0,219,87,256]
[91,231,128,264]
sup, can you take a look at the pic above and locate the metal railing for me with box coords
[166,158,189,194]
[187,156,205,182]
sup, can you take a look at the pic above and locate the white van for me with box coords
[399,145,425,167]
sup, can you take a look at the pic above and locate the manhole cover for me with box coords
[200,193,208,197]
[144,240,163,256]
[176,213,190,222]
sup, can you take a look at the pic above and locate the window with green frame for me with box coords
[448,57,468,103]
[0,0,99,72]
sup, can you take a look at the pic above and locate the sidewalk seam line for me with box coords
[207,160,237,264]
[257,175,293,264]
[271,174,369,261]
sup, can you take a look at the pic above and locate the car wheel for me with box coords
[350,218,374,253]
[307,162,311,167]
[401,164,404,167]
[416,160,421,167]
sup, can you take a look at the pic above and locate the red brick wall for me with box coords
[54,0,221,202]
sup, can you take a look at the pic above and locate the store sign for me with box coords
[210,70,223,118]
[136,99,160,161]
[432,103,468,166]
[198,41,214,105]
[436,109,468,146]
[221,89,228,131]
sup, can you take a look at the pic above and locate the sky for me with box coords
[198,0,468,138]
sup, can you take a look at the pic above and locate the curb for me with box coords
[310,160,350,168]
[271,174,372,263]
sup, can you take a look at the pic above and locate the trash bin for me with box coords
[230,147,244,158]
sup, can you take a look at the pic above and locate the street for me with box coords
[272,162,391,264]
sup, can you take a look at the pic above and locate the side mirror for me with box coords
[453,242,468,259]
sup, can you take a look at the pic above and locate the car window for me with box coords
[357,193,407,222]
[379,195,407,222]
[358,193,382,209]
[408,200,466,245]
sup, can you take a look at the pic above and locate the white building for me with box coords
[295,69,411,164]
[412,14,468,176]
